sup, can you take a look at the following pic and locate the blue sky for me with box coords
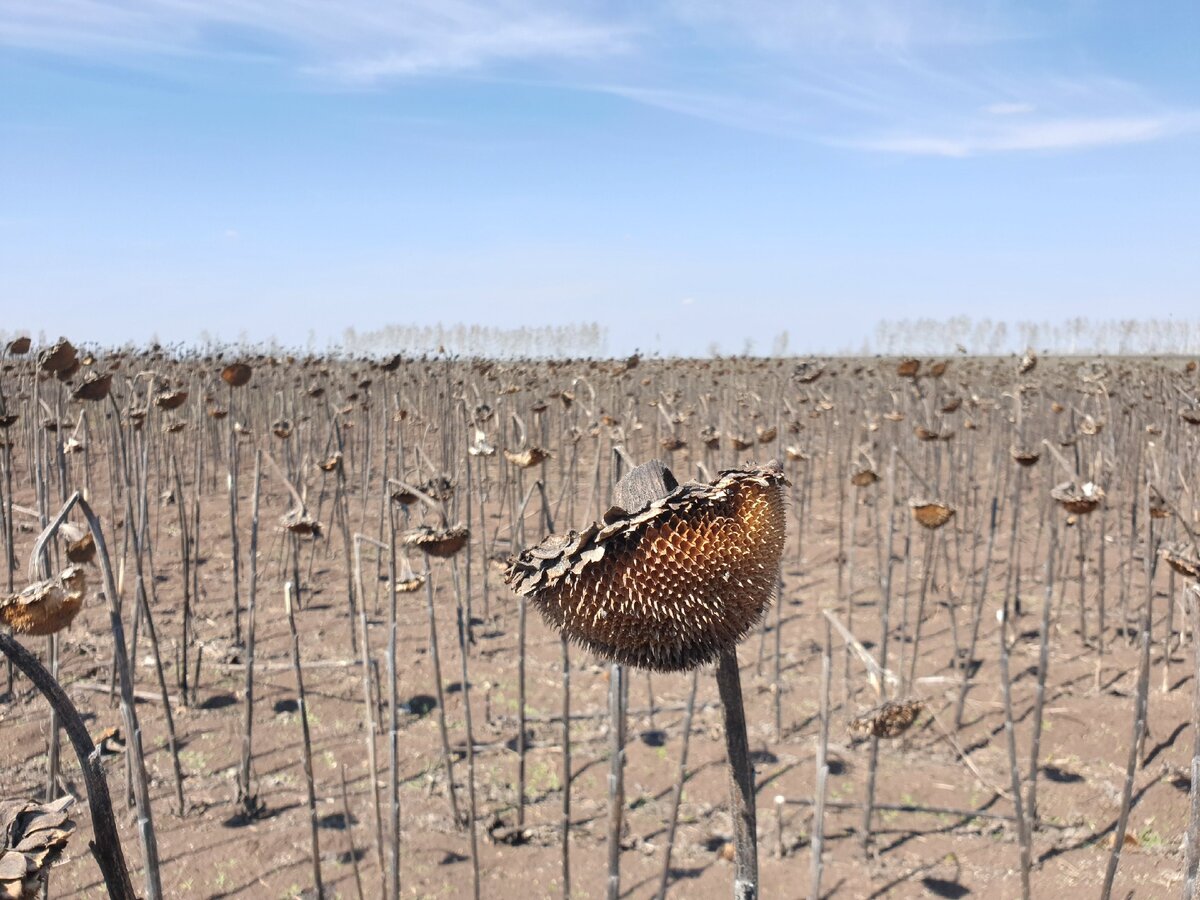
[1,1,1197,356]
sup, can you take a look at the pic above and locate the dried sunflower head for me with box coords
[909,499,955,530]
[505,462,788,672]
[1050,481,1104,515]
[851,468,879,487]
[154,390,188,411]
[279,509,322,538]
[1161,542,1200,581]
[403,525,469,558]
[38,339,77,375]
[0,795,76,900]
[1010,447,1040,467]
[220,363,253,387]
[0,567,87,636]
[72,372,112,402]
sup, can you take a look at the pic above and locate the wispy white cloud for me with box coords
[984,101,1035,116]
[665,0,1030,52]
[849,113,1200,157]
[315,18,633,81]
[0,0,634,78]
[2,0,1196,158]
[588,83,812,137]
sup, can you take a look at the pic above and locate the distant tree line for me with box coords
[338,322,609,359]
[0,323,610,361]
[866,317,1200,356]
[6,317,1198,360]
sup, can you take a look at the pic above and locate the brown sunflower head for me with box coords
[0,567,87,636]
[0,795,76,900]
[504,462,789,672]
[279,509,322,538]
[1050,480,1104,515]
[851,468,879,487]
[220,362,253,387]
[72,372,112,402]
[154,389,188,411]
[403,525,469,558]
[909,499,955,530]
[1161,542,1200,581]
[38,339,77,375]
[1010,447,1040,467]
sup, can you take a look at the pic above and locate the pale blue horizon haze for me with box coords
[1,2,1198,356]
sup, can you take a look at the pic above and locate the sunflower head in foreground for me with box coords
[505,461,788,672]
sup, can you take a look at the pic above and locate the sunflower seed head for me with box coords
[505,462,788,672]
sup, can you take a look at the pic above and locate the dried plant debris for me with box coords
[395,575,427,593]
[847,699,924,742]
[0,567,87,636]
[420,476,455,502]
[60,525,95,565]
[1148,485,1171,519]
[0,795,76,900]
[469,429,496,457]
[504,462,788,672]
[504,447,549,469]
[792,361,824,383]
[940,395,962,413]
[391,476,454,506]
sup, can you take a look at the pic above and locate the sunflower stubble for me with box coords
[506,465,788,672]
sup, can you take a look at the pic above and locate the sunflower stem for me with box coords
[716,647,758,900]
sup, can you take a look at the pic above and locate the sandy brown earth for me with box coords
[1,353,1197,899]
